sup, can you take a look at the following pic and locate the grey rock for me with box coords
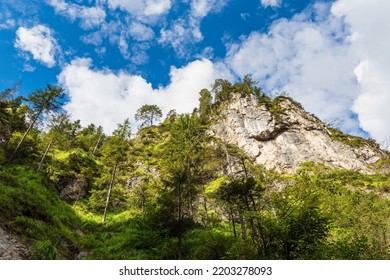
[59,177,89,202]
[0,226,29,260]
[209,94,385,173]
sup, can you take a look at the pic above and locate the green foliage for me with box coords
[0,165,82,259]
[211,79,233,104]
[232,74,262,97]
[328,127,379,148]
[30,240,58,260]
[185,229,234,259]
[198,89,212,123]
[135,104,163,128]
[26,84,65,117]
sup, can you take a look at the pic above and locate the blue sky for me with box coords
[1,0,390,145]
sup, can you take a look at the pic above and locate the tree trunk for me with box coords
[92,132,103,154]
[230,206,237,239]
[239,211,247,240]
[102,161,118,224]
[223,144,233,175]
[203,195,209,227]
[36,139,54,172]
[9,112,40,161]
[178,182,182,260]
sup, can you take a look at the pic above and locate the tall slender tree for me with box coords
[161,113,206,259]
[101,118,131,224]
[9,84,65,161]
[198,89,212,124]
[36,112,71,172]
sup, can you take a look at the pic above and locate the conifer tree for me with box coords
[101,118,131,224]
[135,104,162,128]
[9,85,65,161]
[36,112,71,172]
[161,113,206,259]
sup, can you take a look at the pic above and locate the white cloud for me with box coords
[331,0,390,144]
[129,22,155,41]
[58,58,233,133]
[15,25,59,68]
[47,0,106,29]
[190,0,227,18]
[107,0,171,19]
[0,18,15,30]
[260,0,282,8]
[224,0,390,144]
[159,0,228,56]
[226,4,360,134]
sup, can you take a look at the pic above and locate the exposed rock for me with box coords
[58,177,89,202]
[210,94,386,173]
[0,226,29,260]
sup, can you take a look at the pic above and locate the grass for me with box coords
[0,164,82,259]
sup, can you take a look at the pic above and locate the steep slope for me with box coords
[210,93,387,173]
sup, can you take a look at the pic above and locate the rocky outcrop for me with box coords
[210,94,385,173]
[58,177,89,202]
[0,226,29,260]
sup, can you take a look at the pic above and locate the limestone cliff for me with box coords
[209,93,386,173]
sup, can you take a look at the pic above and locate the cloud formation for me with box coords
[332,0,390,143]
[226,3,360,134]
[15,25,59,68]
[107,0,171,19]
[47,0,106,29]
[159,0,228,56]
[58,58,232,132]
[260,0,282,8]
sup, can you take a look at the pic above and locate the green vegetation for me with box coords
[0,82,389,260]
[328,127,380,149]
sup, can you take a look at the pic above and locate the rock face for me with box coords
[0,226,29,260]
[58,177,89,202]
[210,94,385,173]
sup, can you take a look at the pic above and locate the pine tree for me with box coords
[135,104,162,128]
[101,118,131,224]
[9,85,65,161]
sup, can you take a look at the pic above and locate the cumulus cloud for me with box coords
[58,58,233,133]
[15,25,59,68]
[224,0,390,144]
[332,0,390,143]
[260,0,282,8]
[226,3,360,134]
[47,0,106,29]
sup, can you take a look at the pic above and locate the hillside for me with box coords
[1,81,390,260]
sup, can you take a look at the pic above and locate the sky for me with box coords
[1,0,390,146]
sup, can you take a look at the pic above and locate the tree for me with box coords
[9,85,65,161]
[36,112,72,172]
[198,89,212,124]
[135,104,163,128]
[101,118,132,224]
[0,82,21,102]
[211,79,232,104]
[92,126,104,155]
[160,113,207,259]
[233,74,262,97]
